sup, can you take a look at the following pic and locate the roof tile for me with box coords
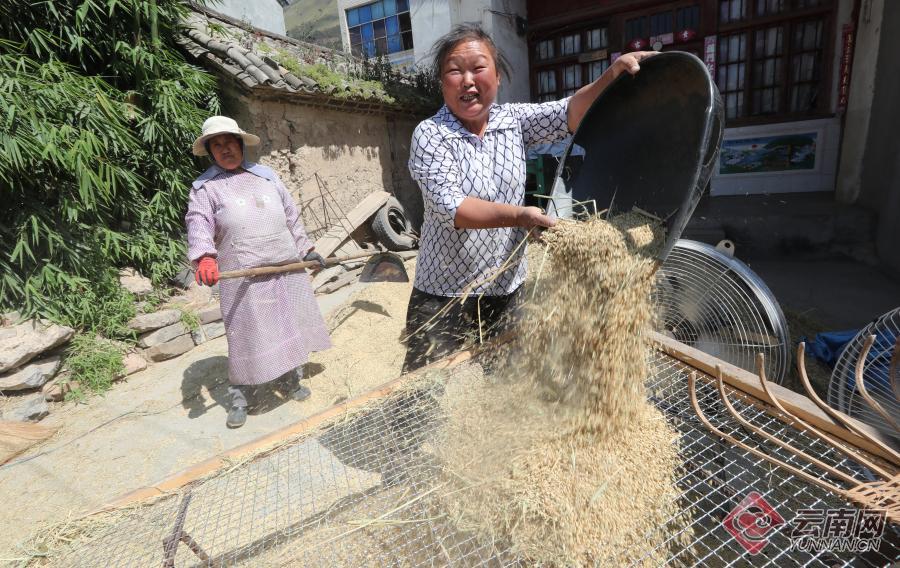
[178,5,434,115]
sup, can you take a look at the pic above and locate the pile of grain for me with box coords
[432,214,692,565]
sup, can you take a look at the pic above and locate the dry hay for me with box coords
[307,272,414,405]
[431,214,693,566]
[520,213,662,436]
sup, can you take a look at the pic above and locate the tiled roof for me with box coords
[178,4,434,115]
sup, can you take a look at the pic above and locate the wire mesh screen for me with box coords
[49,350,898,567]
[655,240,790,384]
[828,308,900,444]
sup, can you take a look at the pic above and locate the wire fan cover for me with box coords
[827,307,899,440]
[655,240,790,383]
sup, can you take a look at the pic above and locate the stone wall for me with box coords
[220,83,424,241]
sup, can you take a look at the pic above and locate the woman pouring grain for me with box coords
[403,24,656,371]
[185,116,332,428]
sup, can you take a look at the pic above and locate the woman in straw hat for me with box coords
[185,116,332,428]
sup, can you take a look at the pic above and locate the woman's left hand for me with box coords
[304,250,327,268]
[612,51,658,77]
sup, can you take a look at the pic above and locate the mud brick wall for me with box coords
[220,83,425,240]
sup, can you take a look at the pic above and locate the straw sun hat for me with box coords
[191,116,261,156]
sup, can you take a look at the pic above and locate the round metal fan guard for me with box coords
[655,240,791,383]
[827,307,900,441]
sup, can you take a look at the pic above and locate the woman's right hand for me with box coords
[516,206,556,230]
[195,256,220,286]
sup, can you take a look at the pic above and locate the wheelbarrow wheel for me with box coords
[372,197,416,251]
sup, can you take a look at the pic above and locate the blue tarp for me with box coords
[802,329,858,368]
[804,329,897,393]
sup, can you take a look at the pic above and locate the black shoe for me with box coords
[226,406,247,428]
[291,384,311,401]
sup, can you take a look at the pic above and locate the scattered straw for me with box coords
[430,214,693,565]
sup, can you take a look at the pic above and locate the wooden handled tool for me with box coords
[219,250,409,283]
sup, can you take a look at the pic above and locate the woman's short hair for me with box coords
[204,133,244,157]
[430,23,510,81]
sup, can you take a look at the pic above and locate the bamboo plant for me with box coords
[0,0,219,336]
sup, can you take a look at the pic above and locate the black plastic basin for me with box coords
[549,51,724,261]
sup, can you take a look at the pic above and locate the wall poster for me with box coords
[719,132,819,175]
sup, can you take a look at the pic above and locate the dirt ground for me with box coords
[0,269,414,564]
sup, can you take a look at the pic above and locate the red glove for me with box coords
[195,256,219,286]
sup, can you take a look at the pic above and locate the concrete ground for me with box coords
[748,258,900,330]
[683,190,898,329]
[734,256,900,398]
[0,277,414,563]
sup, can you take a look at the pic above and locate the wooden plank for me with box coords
[314,191,390,258]
[0,420,57,465]
[649,330,899,466]
[315,267,363,295]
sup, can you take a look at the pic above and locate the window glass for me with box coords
[562,64,582,96]
[676,5,700,30]
[589,60,609,82]
[538,70,557,95]
[719,0,747,24]
[360,22,374,41]
[560,34,581,55]
[650,11,672,37]
[399,12,412,32]
[717,32,747,118]
[347,1,413,57]
[586,28,608,50]
[757,0,787,17]
[373,18,386,39]
[537,39,555,60]
[371,1,384,20]
[625,16,648,41]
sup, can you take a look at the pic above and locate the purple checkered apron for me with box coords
[186,167,331,386]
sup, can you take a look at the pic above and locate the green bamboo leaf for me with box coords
[10,238,34,265]
[75,1,94,28]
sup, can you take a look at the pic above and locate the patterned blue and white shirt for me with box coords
[408,99,571,297]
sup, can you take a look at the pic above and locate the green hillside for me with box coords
[284,0,342,50]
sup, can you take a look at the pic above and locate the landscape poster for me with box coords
[719,132,818,175]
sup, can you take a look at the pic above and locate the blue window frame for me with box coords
[347,0,413,58]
